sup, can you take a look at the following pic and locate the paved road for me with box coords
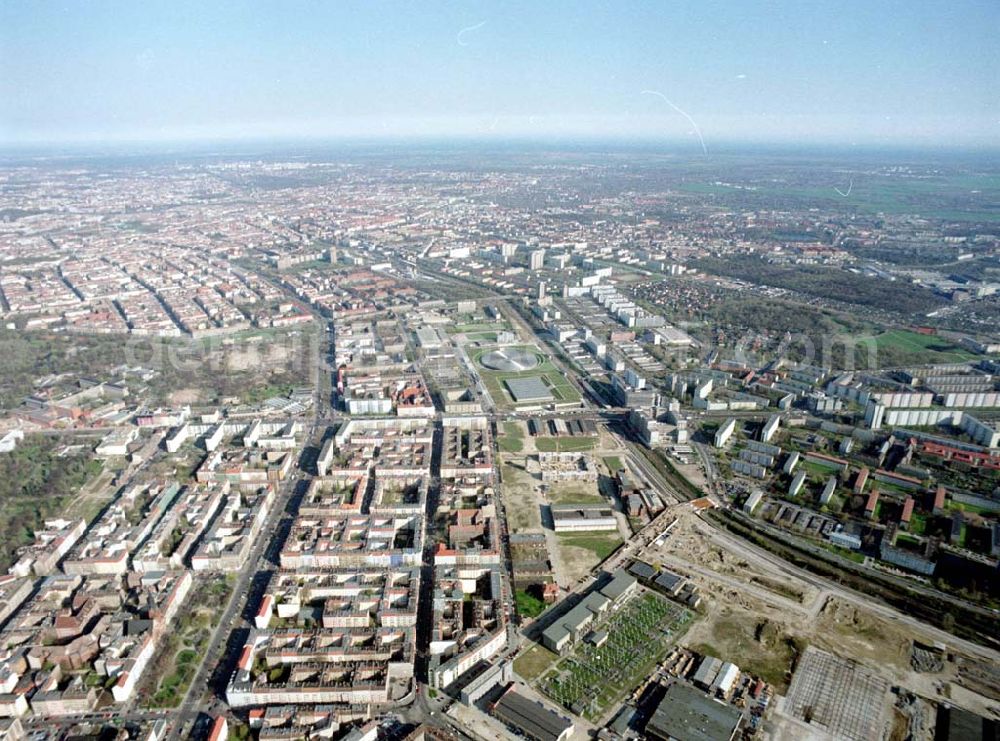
[166,472,301,739]
[167,320,337,738]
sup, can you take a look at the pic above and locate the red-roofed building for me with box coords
[865,489,880,519]
[900,497,914,529]
[209,716,228,741]
[933,486,947,515]
[542,582,559,604]
[433,543,457,558]
[254,595,273,629]
[238,645,253,672]
[853,467,869,495]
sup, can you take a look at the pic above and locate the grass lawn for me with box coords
[873,329,977,365]
[515,644,559,682]
[908,512,927,535]
[535,436,596,453]
[543,373,581,403]
[557,532,622,561]
[548,482,604,505]
[950,499,1000,515]
[498,422,525,453]
[819,542,866,564]
[802,461,840,480]
[603,456,624,474]
[515,589,547,618]
[464,331,498,343]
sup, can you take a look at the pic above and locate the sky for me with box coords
[1,1,998,149]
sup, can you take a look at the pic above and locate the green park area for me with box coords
[515,588,548,618]
[143,575,233,708]
[0,435,105,571]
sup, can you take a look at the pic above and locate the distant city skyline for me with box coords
[1,1,998,149]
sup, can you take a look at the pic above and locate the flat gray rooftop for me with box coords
[494,687,573,741]
[505,376,554,403]
[646,682,742,741]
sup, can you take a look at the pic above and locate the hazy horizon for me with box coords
[2,1,998,151]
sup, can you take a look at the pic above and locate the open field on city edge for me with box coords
[677,174,1000,222]
[538,592,693,722]
[872,329,978,364]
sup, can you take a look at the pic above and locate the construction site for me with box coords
[624,505,1000,739]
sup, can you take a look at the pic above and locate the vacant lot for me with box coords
[685,610,803,692]
[535,435,596,453]
[603,456,624,474]
[502,461,542,533]
[548,481,603,505]
[556,532,622,579]
[656,516,816,605]
[498,422,524,453]
[514,644,559,682]
[812,598,913,673]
